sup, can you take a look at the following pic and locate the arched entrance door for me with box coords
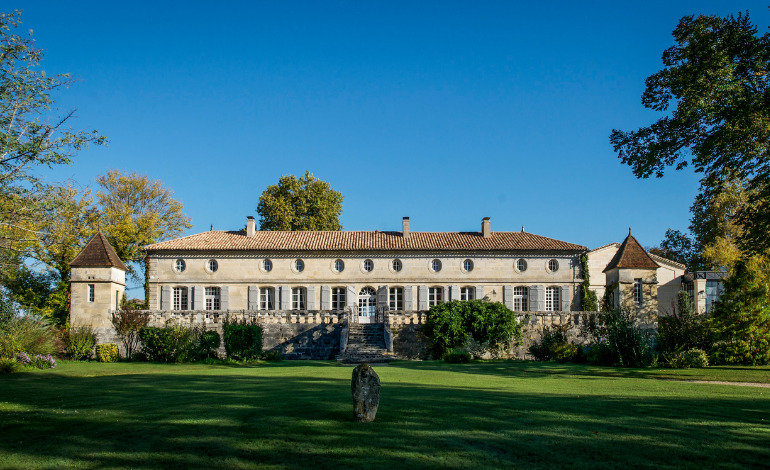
[358,287,377,323]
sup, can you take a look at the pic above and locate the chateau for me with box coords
[69,216,687,359]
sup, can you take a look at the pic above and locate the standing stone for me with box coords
[351,363,380,422]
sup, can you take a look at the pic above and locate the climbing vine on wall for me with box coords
[580,254,599,311]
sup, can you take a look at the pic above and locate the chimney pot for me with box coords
[247,216,256,237]
[402,217,410,238]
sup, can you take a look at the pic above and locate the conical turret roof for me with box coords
[69,232,128,271]
[603,229,659,272]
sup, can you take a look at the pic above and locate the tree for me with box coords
[257,171,343,231]
[708,257,770,365]
[610,12,770,253]
[96,170,192,284]
[649,229,696,269]
[0,11,105,266]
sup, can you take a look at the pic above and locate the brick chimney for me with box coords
[402,217,410,238]
[247,216,256,237]
[481,217,491,238]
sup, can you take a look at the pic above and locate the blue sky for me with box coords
[16,1,770,250]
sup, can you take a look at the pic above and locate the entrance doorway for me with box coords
[358,287,376,323]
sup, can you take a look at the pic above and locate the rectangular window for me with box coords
[545,287,560,312]
[205,287,221,311]
[260,287,275,310]
[513,286,528,312]
[292,287,306,310]
[389,287,403,311]
[331,287,346,310]
[88,284,95,303]
[429,287,443,307]
[633,279,643,305]
[460,287,474,301]
[173,287,189,310]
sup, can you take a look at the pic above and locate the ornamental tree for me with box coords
[257,171,343,231]
[610,11,770,254]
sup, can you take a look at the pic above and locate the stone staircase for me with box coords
[337,323,393,364]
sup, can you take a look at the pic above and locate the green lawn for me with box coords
[1,361,769,469]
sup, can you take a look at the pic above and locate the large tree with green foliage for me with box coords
[257,171,343,231]
[610,11,770,254]
[0,11,105,268]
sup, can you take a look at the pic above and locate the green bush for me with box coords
[29,354,56,369]
[260,349,283,361]
[528,325,577,361]
[139,326,191,363]
[189,327,221,361]
[222,318,262,361]
[65,327,96,360]
[444,350,471,363]
[0,314,60,359]
[665,348,709,368]
[424,300,521,359]
[581,309,656,367]
[96,344,119,363]
[0,357,20,374]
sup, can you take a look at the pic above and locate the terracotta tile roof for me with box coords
[144,230,587,253]
[69,232,128,271]
[589,242,620,253]
[649,253,686,270]
[603,231,659,272]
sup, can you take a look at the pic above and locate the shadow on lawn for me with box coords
[1,368,768,469]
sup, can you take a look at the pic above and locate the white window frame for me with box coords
[207,259,218,273]
[205,287,221,310]
[547,259,559,273]
[463,259,473,273]
[263,259,273,272]
[513,286,528,311]
[294,259,305,273]
[174,259,186,272]
[545,286,560,312]
[331,287,346,310]
[389,287,403,311]
[429,287,443,306]
[173,287,189,310]
[634,278,643,305]
[260,287,275,310]
[363,259,374,272]
[334,259,344,273]
[460,287,474,301]
[88,284,95,303]
[431,259,442,272]
[516,259,527,272]
[392,259,402,272]
[292,287,306,310]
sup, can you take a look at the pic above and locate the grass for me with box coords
[1,361,769,469]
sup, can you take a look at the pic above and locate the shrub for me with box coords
[0,314,60,359]
[665,348,709,368]
[139,326,191,363]
[189,327,221,361]
[65,327,96,360]
[583,340,616,366]
[222,318,262,361]
[96,343,119,363]
[528,325,577,362]
[0,357,20,374]
[424,300,521,359]
[29,354,56,369]
[112,309,149,359]
[581,309,656,367]
[260,349,283,361]
[658,312,711,356]
[444,350,471,363]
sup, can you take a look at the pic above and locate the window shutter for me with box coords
[450,285,460,301]
[377,285,388,310]
[194,286,203,310]
[306,286,316,310]
[220,286,229,311]
[320,285,330,310]
[346,285,357,308]
[476,285,484,301]
[404,285,414,311]
[531,285,545,311]
[418,285,428,311]
[561,285,571,312]
[280,285,290,310]
[161,286,171,310]
[248,286,258,311]
[503,285,514,309]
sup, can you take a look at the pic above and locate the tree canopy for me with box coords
[257,171,343,231]
[610,12,770,253]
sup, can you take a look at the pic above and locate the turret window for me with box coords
[634,279,643,305]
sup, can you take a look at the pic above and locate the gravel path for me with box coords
[678,380,770,388]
